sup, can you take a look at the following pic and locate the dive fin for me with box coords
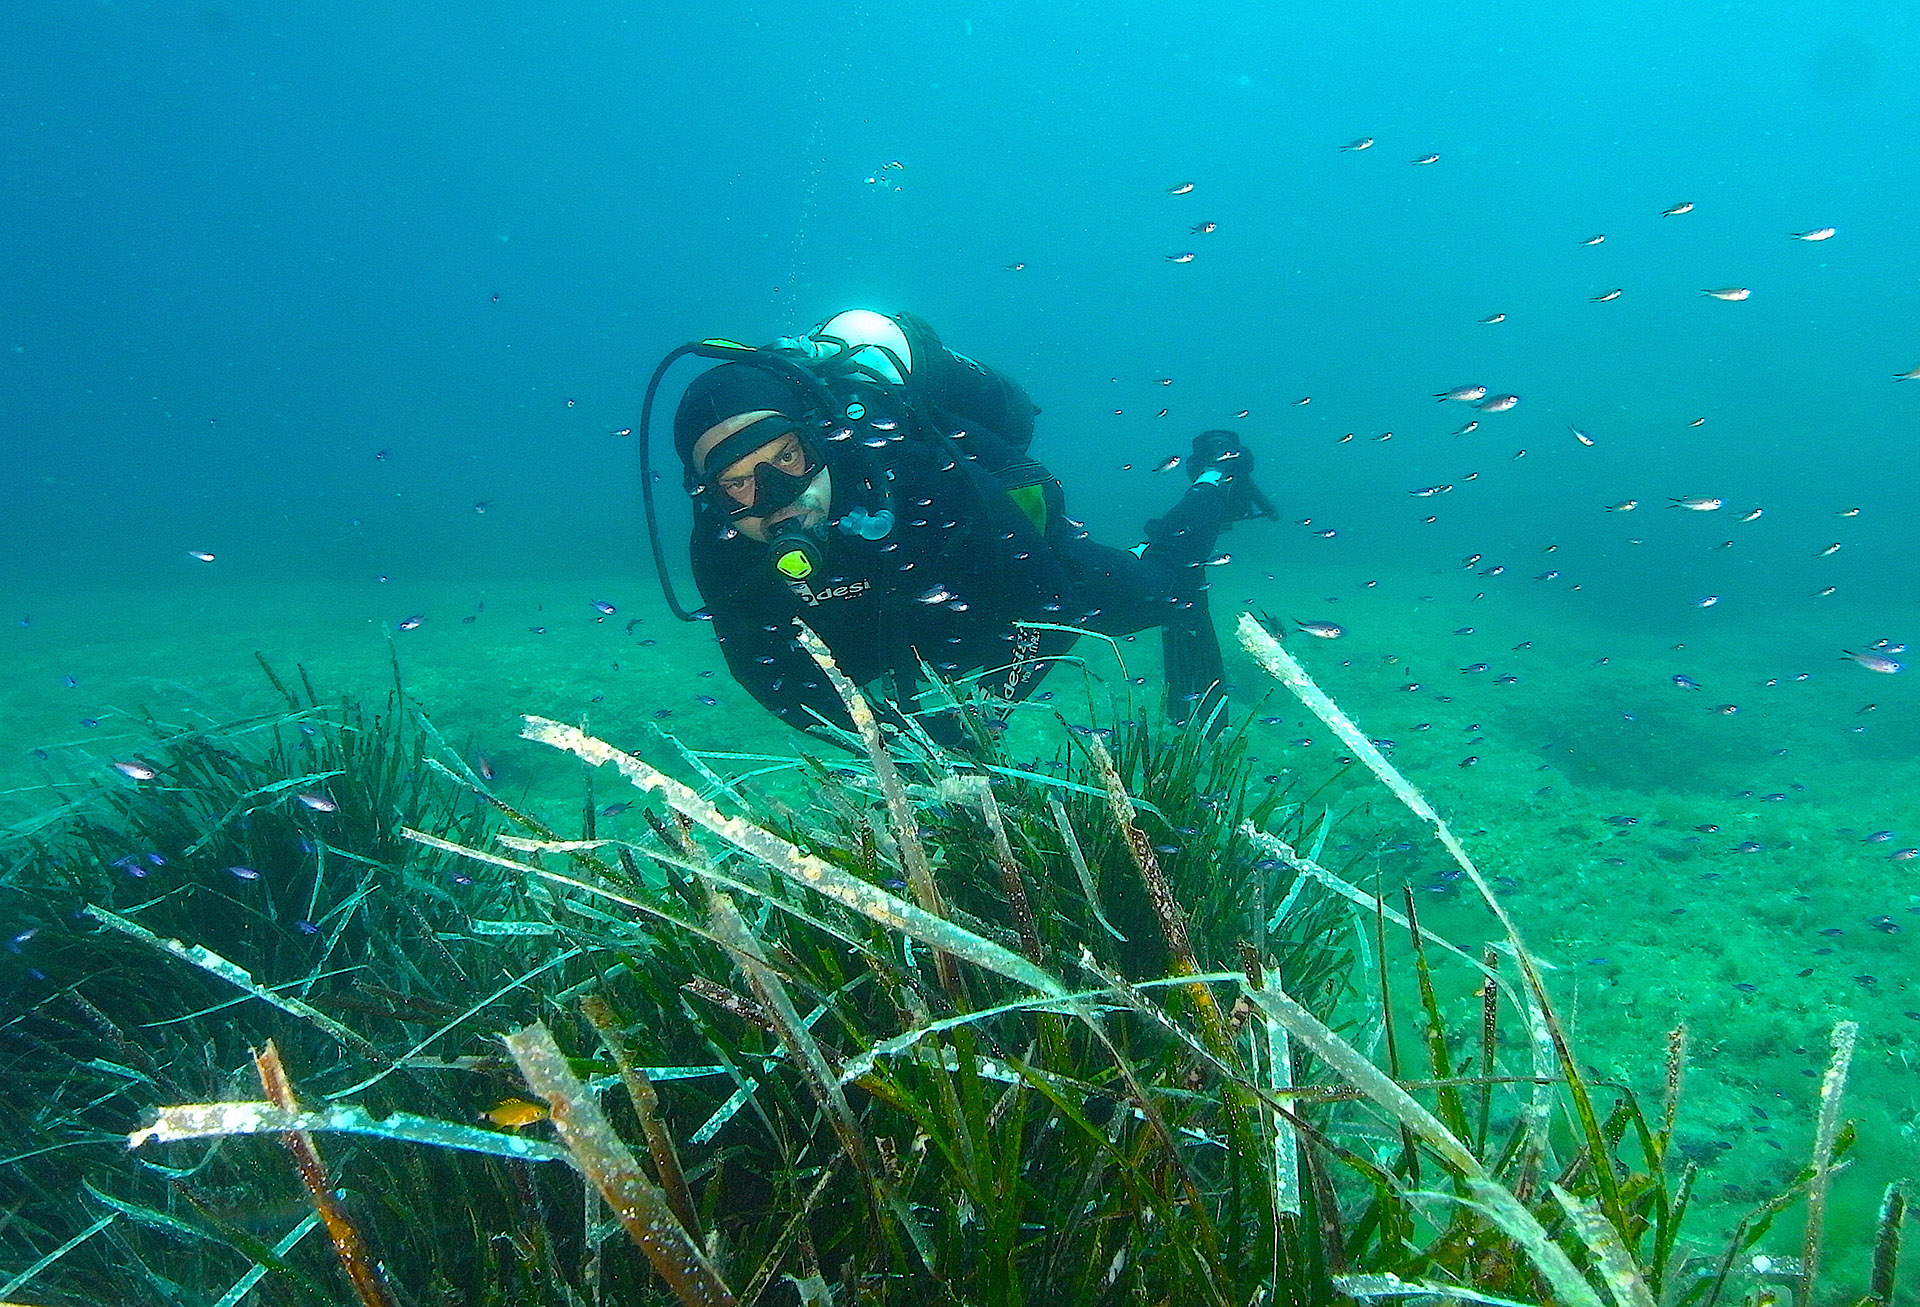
[1163,618,1226,730]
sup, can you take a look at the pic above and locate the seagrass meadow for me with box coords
[1,612,1907,1307]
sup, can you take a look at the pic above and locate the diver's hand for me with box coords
[1188,430,1277,521]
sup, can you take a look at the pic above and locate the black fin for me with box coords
[1163,617,1226,731]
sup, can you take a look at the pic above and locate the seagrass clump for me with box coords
[0,660,588,1306]
[1,628,1901,1307]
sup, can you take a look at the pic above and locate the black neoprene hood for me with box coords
[673,362,813,474]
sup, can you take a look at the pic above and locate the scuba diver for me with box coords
[636,309,1277,746]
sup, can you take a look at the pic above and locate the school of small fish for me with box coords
[1096,139,1920,1008]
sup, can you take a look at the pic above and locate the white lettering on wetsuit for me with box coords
[787,577,873,607]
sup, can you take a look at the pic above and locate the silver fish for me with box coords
[1844,649,1903,674]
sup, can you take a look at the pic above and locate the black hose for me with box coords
[636,343,708,622]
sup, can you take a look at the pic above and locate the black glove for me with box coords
[1188,430,1277,521]
[1188,429,1243,475]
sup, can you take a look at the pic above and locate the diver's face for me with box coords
[712,431,830,542]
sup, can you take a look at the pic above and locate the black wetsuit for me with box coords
[690,332,1244,735]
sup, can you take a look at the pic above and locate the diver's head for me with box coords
[675,363,832,541]
[698,414,833,541]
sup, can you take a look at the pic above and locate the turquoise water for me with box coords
[7,0,1920,1291]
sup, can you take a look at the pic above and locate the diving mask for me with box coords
[726,451,824,522]
[698,418,826,522]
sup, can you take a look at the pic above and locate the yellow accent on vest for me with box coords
[1007,482,1047,533]
[774,547,814,580]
